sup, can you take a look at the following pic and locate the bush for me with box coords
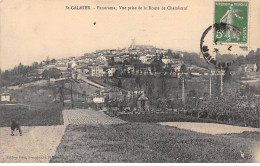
[199,111,208,118]
[118,112,226,124]
[0,103,63,127]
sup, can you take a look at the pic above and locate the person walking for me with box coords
[11,120,22,136]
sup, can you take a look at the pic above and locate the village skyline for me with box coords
[1,40,259,71]
[1,0,260,71]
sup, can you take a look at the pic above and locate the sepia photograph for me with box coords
[0,0,260,163]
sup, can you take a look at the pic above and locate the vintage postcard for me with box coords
[0,0,260,163]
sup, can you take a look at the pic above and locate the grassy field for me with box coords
[50,123,255,163]
[222,131,260,142]
[0,103,64,127]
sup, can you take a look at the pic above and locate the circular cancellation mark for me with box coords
[200,23,243,69]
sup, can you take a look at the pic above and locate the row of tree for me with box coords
[182,49,260,71]
[0,63,39,87]
[0,57,57,87]
[107,64,260,127]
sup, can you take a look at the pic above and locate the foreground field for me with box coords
[50,122,258,163]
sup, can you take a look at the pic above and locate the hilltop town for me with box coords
[1,41,260,124]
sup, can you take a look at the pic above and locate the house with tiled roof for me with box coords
[1,92,11,102]
[239,64,257,72]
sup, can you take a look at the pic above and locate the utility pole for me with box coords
[62,81,65,106]
[69,77,74,108]
[220,66,223,97]
[258,97,260,128]
[182,74,185,106]
[258,104,260,128]
[70,78,74,109]
[209,72,212,99]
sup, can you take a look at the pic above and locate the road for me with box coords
[159,122,260,135]
[80,77,106,89]
[0,126,65,163]
[63,109,125,126]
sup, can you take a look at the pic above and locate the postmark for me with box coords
[200,23,241,69]
[200,1,249,69]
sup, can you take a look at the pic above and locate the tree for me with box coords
[150,54,163,73]
[48,68,61,79]
[32,62,39,68]
[188,89,197,97]
[50,58,56,64]
[42,70,49,79]
[113,69,120,78]
[167,49,173,57]
[59,83,65,106]
[135,75,142,91]
[52,86,59,102]
[159,73,167,97]
[163,63,173,76]
[182,52,210,69]
[82,90,87,101]
[143,76,153,97]
[255,48,260,71]
[117,78,122,88]
[46,56,50,65]
[180,64,188,73]
[236,55,245,65]
[223,67,231,82]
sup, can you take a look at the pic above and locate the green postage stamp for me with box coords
[214,1,248,48]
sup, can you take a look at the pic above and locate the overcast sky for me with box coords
[1,0,259,70]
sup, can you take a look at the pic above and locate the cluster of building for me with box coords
[27,42,258,84]
[238,64,257,72]
[28,44,186,80]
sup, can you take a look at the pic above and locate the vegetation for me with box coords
[180,48,260,71]
[0,103,63,127]
[231,49,260,71]
[181,52,211,69]
[99,72,260,128]
[50,123,254,162]
[42,68,62,80]
[222,131,260,142]
[0,57,56,87]
[0,62,39,87]
[118,112,225,124]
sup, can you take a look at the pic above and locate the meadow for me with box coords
[50,122,257,163]
[0,103,63,127]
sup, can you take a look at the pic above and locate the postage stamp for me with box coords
[214,1,248,45]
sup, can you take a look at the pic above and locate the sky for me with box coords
[0,0,259,70]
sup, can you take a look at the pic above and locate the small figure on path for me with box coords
[240,150,245,159]
[11,120,22,136]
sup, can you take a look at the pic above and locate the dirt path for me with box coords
[0,125,65,163]
[63,109,126,126]
[159,122,260,135]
